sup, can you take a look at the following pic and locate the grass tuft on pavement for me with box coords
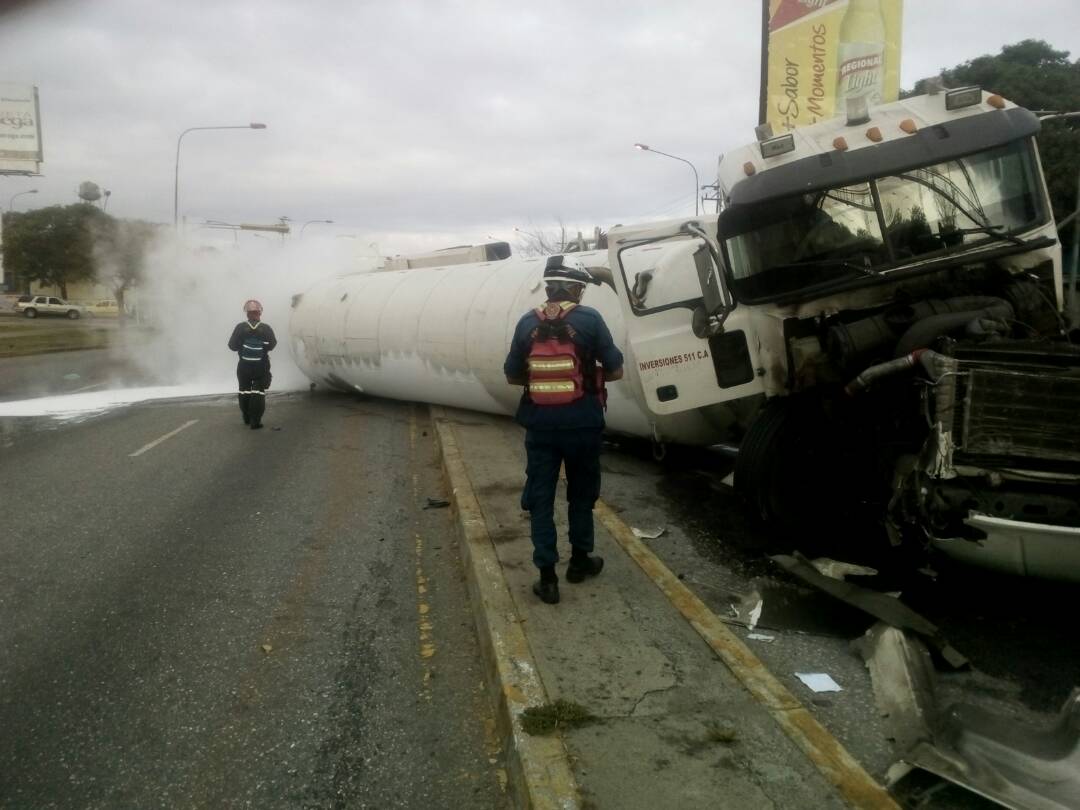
[520,699,598,736]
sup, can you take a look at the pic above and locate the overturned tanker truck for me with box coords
[291,88,1080,581]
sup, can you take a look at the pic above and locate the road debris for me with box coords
[631,526,666,539]
[746,632,775,642]
[260,644,273,654]
[423,497,451,509]
[772,552,968,669]
[796,673,843,693]
[856,623,1080,810]
[810,557,879,581]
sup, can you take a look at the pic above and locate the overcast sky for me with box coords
[3,0,1080,254]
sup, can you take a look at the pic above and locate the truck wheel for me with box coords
[734,398,839,534]
[24,308,37,319]
[67,309,80,320]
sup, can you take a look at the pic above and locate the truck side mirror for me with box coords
[683,223,735,337]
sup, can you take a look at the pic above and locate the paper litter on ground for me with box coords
[795,672,843,693]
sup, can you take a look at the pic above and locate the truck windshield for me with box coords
[723,139,1047,301]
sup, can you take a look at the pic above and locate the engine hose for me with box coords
[845,349,927,395]
[893,300,1014,357]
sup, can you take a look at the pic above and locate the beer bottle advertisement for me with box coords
[762,0,903,132]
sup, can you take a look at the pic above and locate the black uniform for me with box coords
[227,320,277,428]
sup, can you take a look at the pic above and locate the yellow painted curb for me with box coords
[594,501,901,810]
[431,408,581,810]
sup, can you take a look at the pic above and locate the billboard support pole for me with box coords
[758,0,770,126]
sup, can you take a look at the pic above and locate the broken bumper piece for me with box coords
[931,512,1080,583]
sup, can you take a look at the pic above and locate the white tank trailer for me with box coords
[291,89,1080,582]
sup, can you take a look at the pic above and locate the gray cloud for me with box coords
[3,0,1079,254]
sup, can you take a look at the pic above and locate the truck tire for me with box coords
[734,397,842,535]
[67,309,80,319]
[24,308,37,319]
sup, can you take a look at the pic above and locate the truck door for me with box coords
[612,222,758,416]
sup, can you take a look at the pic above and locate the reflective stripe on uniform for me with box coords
[238,390,267,395]
[529,381,576,393]
[528,358,576,371]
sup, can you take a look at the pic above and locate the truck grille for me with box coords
[950,345,1080,466]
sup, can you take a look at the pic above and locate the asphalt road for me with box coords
[0,346,155,401]
[0,391,505,809]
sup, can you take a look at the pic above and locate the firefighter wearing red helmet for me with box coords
[503,256,624,605]
[227,299,277,429]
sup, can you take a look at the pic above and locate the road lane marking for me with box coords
[410,408,436,701]
[129,419,199,457]
[70,381,108,393]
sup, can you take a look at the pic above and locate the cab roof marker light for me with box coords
[987,94,1006,109]
[759,133,795,159]
[899,118,918,134]
[833,136,849,151]
[743,161,756,176]
[945,86,982,111]
[866,126,883,143]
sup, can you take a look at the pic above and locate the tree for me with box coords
[1,204,107,298]
[513,219,608,257]
[1,203,161,314]
[904,39,1080,226]
[91,217,161,321]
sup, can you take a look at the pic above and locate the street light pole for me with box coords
[634,143,700,216]
[8,188,38,211]
[300,219,334,237]
[173,123,267,230]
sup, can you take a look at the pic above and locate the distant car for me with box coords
[84,299,120,318]
[14,295,89,319]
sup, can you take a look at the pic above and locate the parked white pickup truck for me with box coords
[14,295,89,319]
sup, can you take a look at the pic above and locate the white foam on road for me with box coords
[0,384,236,420]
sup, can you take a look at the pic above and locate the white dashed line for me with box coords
[129,419,199,457]
[70,382,108,393]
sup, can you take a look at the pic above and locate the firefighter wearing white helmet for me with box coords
[227,299,277,429]
[503,255,625,605]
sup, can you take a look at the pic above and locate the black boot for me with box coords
[532,566,559,604]
[566,554,604,583]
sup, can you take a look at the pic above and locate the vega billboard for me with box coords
[761,0,903,132]
[0,83,44,174]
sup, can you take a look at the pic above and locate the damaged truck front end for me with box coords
[716,89,1080,581]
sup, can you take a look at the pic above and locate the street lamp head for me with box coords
[28,189,39,194]
[249,123,267,129]
[634,143,650,151]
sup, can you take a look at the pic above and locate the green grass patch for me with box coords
[0,321,114,358]
[520,699,599,736]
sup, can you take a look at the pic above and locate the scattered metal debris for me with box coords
[746,632,775,643]
[809,557,879,581]
[856,622,1080,810]
[771,552,968,669]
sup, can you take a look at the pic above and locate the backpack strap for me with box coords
[534,301,577,321]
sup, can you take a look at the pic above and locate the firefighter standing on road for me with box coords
[228,299,277,430]
[504,256,624,604]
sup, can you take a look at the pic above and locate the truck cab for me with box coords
[606,88,1080,580]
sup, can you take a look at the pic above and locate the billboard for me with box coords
[761,0,903,132]
[0,83,44,174]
